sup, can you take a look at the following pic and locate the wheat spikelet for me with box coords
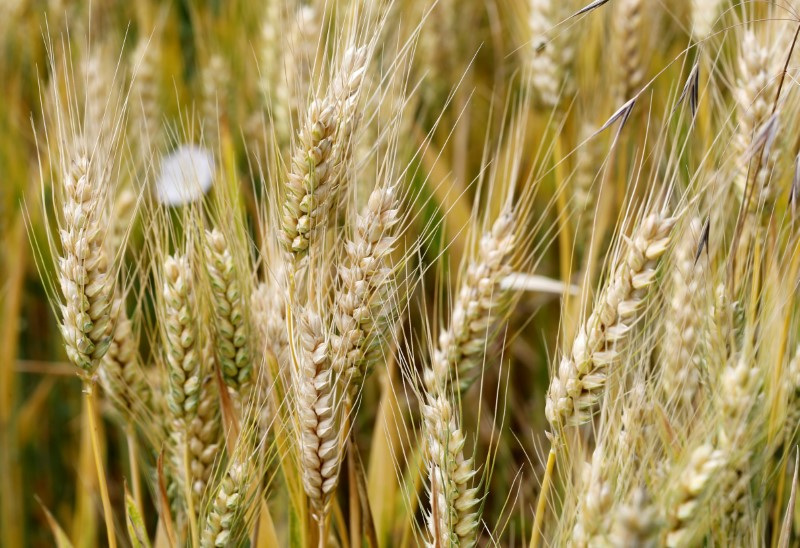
[57,151,115,375]
[294,307,341,518]
[528,0,576,108]
[691,0,722,40]
[425,208,516,394]
[659,217,706,415]
[205,229,252,390]
[613,0,644,102]
[331,184,400,399]
[546,214,675,429]
[200,460,246,547]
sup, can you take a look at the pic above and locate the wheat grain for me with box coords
[546,214,675,429]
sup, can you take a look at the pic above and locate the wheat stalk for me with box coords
[546,214,676,429]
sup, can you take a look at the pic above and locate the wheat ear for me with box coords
[99,296,149,419]
[332,184,400,400]
[188,373,221,507]
[281,46,368,261]
[609,488,660,547]
[786,344,800,441]
[613,0,644,102]
[665,443,724,547]
[690,0,722,40]
[130,38,161,160]
[571,447,613,547]
[200,460,247,547]
[546,214,675,429]
[58,152,115,374]
[161,253,205,541]
[658,217,705,415]
[423,394,480,547]
[205,228,252,390]
[294,307,342,519]
[422,209,517,546]
[425,208,516,394]
[733,30,783,212]
[528,0,576,108]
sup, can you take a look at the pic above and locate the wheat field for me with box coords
[1,0,800,546]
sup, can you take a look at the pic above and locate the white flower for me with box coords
[156,145,214,206]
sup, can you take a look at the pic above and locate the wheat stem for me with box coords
[529,444,556,548]
[85,381,117,548]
